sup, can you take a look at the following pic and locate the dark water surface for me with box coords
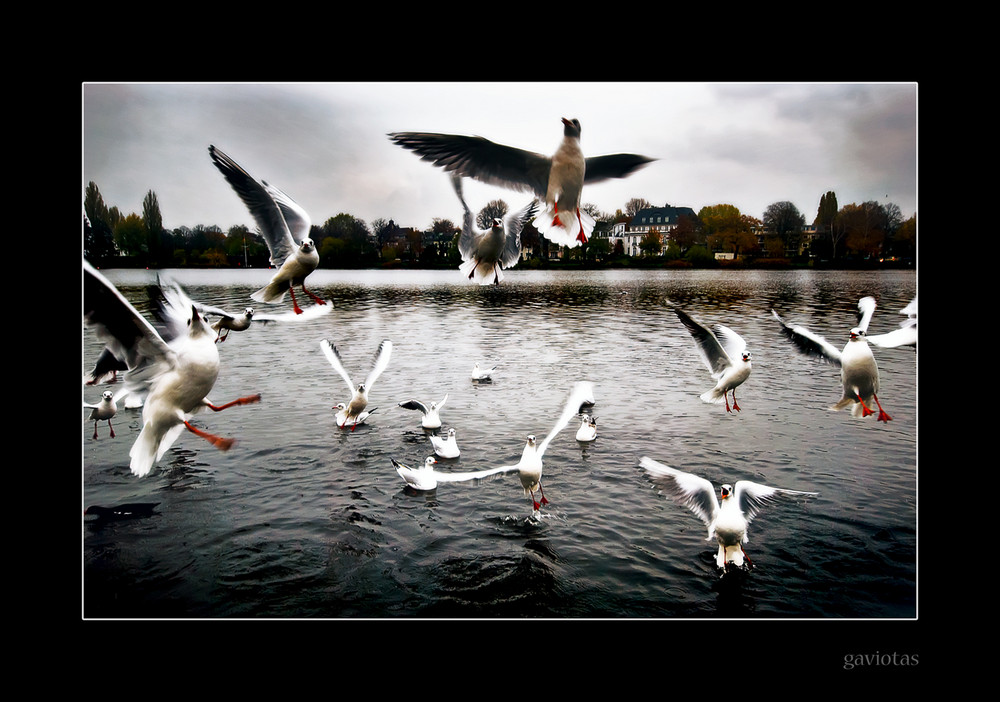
[82,267,917,620]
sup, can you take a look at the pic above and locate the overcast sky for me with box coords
[82,82,917,234]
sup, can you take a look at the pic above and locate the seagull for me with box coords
[471,362,496,382]
[451,174,536,285]
[197,302,331,342]
[772,296,892,421]
[429,427,461,458]
[390,118,653,247]
[320,339,393,429]
[83,262,261,477]
[85,347,128,385]
[84,390,117,439]
[398,394,449,429]
[394,382,592,510]
[672,305,752,412]
[209,145,327,315]
[393,456,506,491]
[502,381,594,512]
[639,457,817,571]
[575,414,597,442]
[84,502,160,522]
[868,297,917,349]
[332,403,377,428]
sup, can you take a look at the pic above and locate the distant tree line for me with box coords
[83,182,915,270]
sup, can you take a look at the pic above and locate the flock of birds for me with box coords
[83,118,916,574]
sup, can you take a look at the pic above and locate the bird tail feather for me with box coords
[532,204,594,248]
[251,281,288,303]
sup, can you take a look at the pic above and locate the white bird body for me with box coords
[500,381,595,511]
[575,414,597,442]
[471,363,496,381]
[321,339,393,429]
[398,394,448,429]
[453,175,536,285]
[84,262,260,477]
[84,390,118,439]
[673,305,752,412]
[332,403,376,428]
[640,457,817,570]
[772,296,891,421]
[393,456,511,491]
[390,118,652,248]
[209,145,328,314]
[429,428,461,458]
[199,302,331,342]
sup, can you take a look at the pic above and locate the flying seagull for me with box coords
[772,296,892,421]
[390,118,653,247]
[83,262,261,476]
[320,338,393,430]
[209,145,328,314]
[671,304,753,412]
[452,174,536,285]
[640,457,817,572]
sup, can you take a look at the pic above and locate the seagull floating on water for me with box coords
[209,145,328,315]
[672,304,753,412]
[451,174,536,285]
[390,118,653,247]
[772,296,892,421]
[398,394,448,429]
[84,262,261,477]
[429,427,461,458]
[575,414,597,442]
[640,457,817,572]
[471,362,496,382]
[84,390,117,439]
[868,297,917,349]
[320,339,393,429]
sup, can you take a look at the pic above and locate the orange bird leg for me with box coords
[874,394,892,422]
[184,421,235,451]
[206,394,262,412]
[731,389,741,412]
[301,284,326,306]
[288,287,304,315]
[575,208,588,243]
[855,393,875,417]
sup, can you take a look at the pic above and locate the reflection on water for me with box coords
[83,267,916,619]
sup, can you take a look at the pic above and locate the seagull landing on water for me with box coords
[209,145,328,315]
[84,390,117,439]
[640,457,817,572]
[772,296,892,422]
[320,339,393,430]
[451,174,536,285]
[671,304,752,413]
[197,302,331,342]
[392,382,593,514]
[84,262,261,477]
[398,394,448,429]
[390,118,653,248]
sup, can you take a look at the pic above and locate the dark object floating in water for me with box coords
[84,502,161,521]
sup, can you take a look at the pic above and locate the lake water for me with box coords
[82,266,917,620]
